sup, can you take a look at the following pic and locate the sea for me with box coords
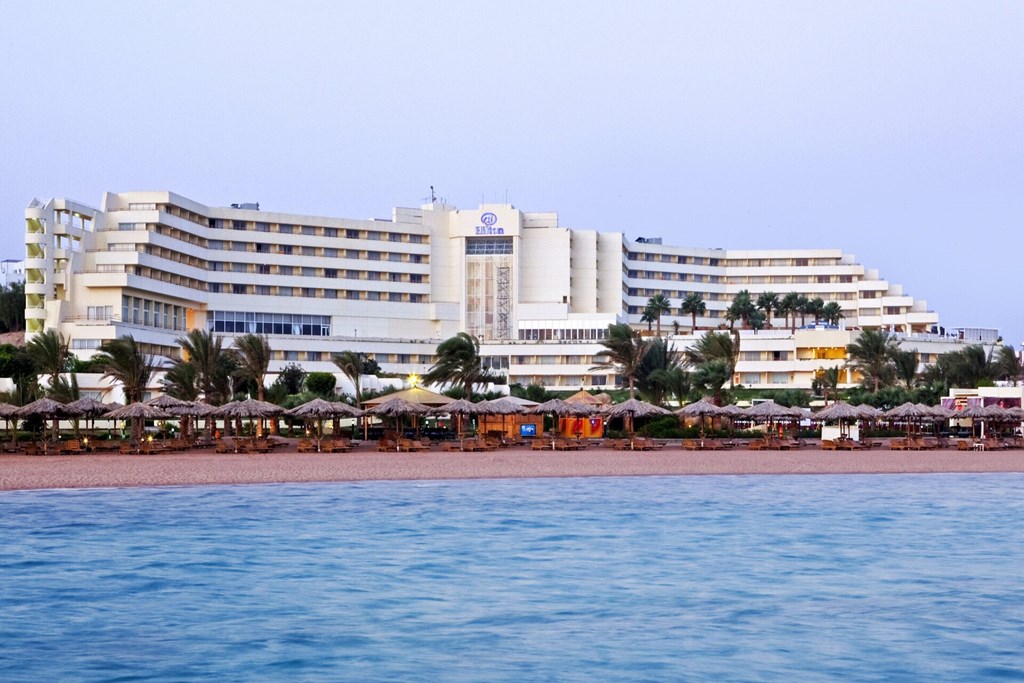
[2,474,1023,682]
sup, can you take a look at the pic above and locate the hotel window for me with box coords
[325,289,338,299]
[302,288,316,298]
[302,267,315,277]
[388,253,402,262]
[301,246,316,256]
[325,269,337,279]
[465,237,513,255]
[323,248,338,258]
[301,226,316,236]
[232,220,246,230]
[409,274,423,283]
[367,251,381,261]
[389,273,402,282]
[367,292,380,301]
[409,254,423,264]
[324,228,337,238]
[255,285,271,295]
[255,243,269,254]
[389,233,402,242]
[255,222,270,232]
[346,229,360,239]
[256,264,270,275]
[278,224,294,234]
[366,231,382,241]
[231,263,247,273]
[232,284,247,295]
[278,266,294,276]
[345,291,358,300]
[388,292,402,302]
[279,245,293,255]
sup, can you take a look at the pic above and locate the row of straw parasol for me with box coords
[3,393,1018,447]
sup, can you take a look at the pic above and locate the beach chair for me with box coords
[821,440,838,451]
[531,439,550,451]
[214,439,232,454]
[297,439,318,453]
[119,441,139,455]
[681,439,700,451]
[704,439,727,451]
[889,438,908,451]
[59,439,83,455]
[956,440,971,451]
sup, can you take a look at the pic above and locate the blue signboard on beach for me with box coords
[520,423,537,437]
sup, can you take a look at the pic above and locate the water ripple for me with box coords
[2,474,1023,681]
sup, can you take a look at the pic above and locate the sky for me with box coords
[2,1,1022,344]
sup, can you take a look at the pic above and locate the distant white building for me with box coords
[24,190,963,393]
[0,259,25,287]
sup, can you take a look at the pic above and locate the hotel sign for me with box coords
[475,212,504,235]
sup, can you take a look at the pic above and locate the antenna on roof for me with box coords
[430,186,436,203]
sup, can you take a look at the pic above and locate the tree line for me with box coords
[641,289,845,334]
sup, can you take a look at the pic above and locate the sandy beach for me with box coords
[2,442,1024,491]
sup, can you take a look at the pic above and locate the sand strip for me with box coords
[3,445,1024,491]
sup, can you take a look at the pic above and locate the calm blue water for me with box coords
[2,475,1024,682]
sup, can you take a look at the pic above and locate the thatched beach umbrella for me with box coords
[285,398,363,450]
[213,398,284,437]
[105,402,171,445]
[528,398,597,438]
[365,398,431,438]
[67,397,120,441]
[812,400,862,440]
[16,398,80,443]
[429,398,489,440]
[676,398,726,442]
[604,398,671,436]
[0,402,19,449]
[882,402,936,437]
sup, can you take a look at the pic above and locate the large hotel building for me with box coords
[25,190,968,394]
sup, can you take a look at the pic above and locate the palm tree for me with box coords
[635,337,682,404]
[93,335,153,445]
[646,293,672,336]
[685,331,739,389]
[892,349,919,390]
[162,359,200,401]
[821,301,844,326]
[818,366,841,404]
[647,366,692,406]
[94,335,153,405]
[994,345,1022,386]
[804,297,825,324]
[939,344,996,388]
[423,332,487,398]
[232,333,272,401]
[640,307,656,332]
[846,329,900,393]
[727,290,756,328]
[756,292,779,328]
[780,292,801,332]
[693,359,731,406]
[796,295,810,327]
[178,328,232,404]
[26,329,70,396]
[590,323,653,399]
[748,309,766,333]
[333,350,365,403]
[680,292,706,332]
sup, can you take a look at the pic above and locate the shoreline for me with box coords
[3,444,1024,491]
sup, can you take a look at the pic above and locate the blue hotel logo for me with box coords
[476,212,504,235]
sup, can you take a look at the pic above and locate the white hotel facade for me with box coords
[25,190,966,394]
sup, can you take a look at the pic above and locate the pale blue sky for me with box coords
[2,1,1022,344]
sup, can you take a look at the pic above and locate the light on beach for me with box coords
[407,373,420,387]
